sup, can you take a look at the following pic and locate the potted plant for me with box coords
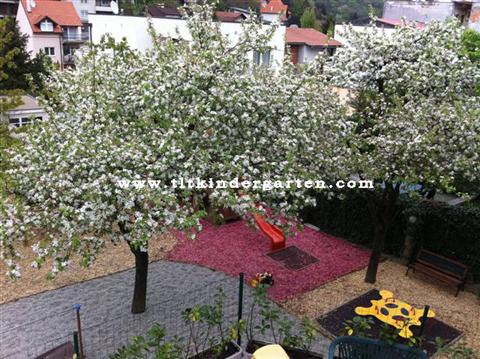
[244,282,323,359]
[110,288,243,359]
[182,288,243,359]
[110,323,184,359]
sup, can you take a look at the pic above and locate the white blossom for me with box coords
[325,19,480,190]
[0,3,349,278]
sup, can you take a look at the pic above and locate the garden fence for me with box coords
[1,274,246,359]
[0,307,76,358]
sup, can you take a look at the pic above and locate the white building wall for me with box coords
[301,45,322,63]
[88,15,286,67]
[15,1,34,54]
[67,0,96,22]
[469,3,480,31]
[383,0,480,29]
[260,13,279,23]
[31,34,63,66]
[383,0,455,23]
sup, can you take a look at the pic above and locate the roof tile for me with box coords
[260,0,288,15]
[21,0,82,33]
[376,18,425,29]
[214,11,245,22]
[286,27,342,47]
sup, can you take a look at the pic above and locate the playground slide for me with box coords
[253,214,286,251]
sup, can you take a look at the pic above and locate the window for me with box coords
[44,47,55,56]
[81,10,89,17]
[64,46,75,56]
[81,0,88,3]
[253,50,271,67]
[81,25,90,39]
[9,117,35,127]
[40,19,54,32]
[8,118,20,127]
[63,27,79,40]
[64,46,76,63]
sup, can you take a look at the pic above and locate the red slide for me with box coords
[253,213,286,251]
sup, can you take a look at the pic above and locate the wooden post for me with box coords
[73,304,85,359]
[237,272,244,346]
[418,305,430,338]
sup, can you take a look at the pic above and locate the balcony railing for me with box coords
[62,33,90,42]
[96,0,111,7]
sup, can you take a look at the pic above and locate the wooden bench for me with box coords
[406,249,468,297]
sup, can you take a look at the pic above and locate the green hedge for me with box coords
[302,192,480,283]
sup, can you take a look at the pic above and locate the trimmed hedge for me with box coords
[302,192,480,283]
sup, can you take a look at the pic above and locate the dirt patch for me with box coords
[282,260,480,353]
[0,232,177,304]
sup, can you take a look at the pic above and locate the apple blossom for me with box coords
[325,19,480,283]
[1,3,349,312]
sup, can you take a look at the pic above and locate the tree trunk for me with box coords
[402,215,417,260]
[129,243,149,314]
[365,223,387,283]
[364,182,399,284]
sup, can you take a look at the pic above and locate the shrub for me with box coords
[302,191,480,282]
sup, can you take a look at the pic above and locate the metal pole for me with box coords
[73,331,80,357]
[237,272,244,346]
[74,304,85,359]
[418,305,430,338]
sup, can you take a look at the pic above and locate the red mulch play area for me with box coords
[168,220,371,302]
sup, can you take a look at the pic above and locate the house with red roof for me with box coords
[376,18,425,29]
[147,7,247,23]
[260,0,288,23]
[16,0,85,68]
[147,5,182,19]
[286,27,342,65]
[214,11,246,23]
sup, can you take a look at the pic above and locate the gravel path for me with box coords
[0,261,330,358]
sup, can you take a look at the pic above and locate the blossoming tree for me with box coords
[146,7,351,228]
[1,37,207,313]
[1,4,349,313]
[326,19,480,283]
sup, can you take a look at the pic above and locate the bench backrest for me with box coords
[416,249,468,280]
[328,336,427,359]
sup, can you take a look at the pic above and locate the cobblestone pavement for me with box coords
[0,261,330,358]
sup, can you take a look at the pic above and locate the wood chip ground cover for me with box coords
[0,232,177,304]
[282,260,480,353]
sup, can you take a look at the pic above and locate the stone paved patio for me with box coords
[0,260,330,358]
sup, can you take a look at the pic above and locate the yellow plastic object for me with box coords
[354,290,435,338]
[252,344,290,359]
